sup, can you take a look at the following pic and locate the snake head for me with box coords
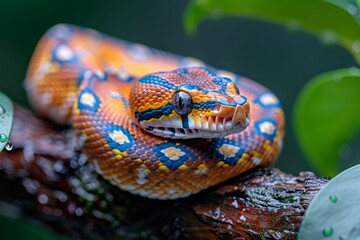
[129,67,250,139]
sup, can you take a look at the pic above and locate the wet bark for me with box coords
[0,105,328,240]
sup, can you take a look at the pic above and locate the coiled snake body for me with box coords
[25,24,284,200]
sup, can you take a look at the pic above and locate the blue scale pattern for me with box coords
[254,118,278,142]
[253,91,282,108]
[212,77,232,93]
[139,76,175,89]
[135,103,173,122]
[77,88,101,112]
[136,100,220,123]
[193,100,218,110]
[178,84,203,91]
[153,142,195,171]
[104,123,135,152]
[208,138,245,165]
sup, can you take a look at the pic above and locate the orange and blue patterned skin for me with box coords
[25,24,285,200]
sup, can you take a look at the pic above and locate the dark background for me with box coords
[0,0,356,238]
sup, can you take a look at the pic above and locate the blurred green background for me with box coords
[0,0,357,239]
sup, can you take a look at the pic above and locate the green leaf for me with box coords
[294,68,360,176]
[298,164,360,239]
[0,91,13,152]
[184,0,360,64]
[325,0,360,25]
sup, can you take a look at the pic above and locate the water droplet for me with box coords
[332,72,343,82]
[100,200,107,208]
[348,5,358,15]
[352,41,360,53]
[5,141,13,151]
[329,195,337,203]
[0,133,8,143]
[209,9,223,21]
[0,105,5,115]
[286,20,301,32]
[349,66,360,75]
[38,194,49,204]
[196,0,210,8]
[75,207,83,216]
[319,31,337,45]
[323,227,333,237]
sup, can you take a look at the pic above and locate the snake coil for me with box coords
[25,24,284,200]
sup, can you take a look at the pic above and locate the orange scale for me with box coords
[148,165,160,172]
[128,162,140,171]
[102,151,115,159]
[123,158,134,164]
[141,160,153,167]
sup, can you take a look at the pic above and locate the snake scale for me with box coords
[25,24,285,200]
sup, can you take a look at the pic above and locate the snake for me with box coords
[25,24,285,200]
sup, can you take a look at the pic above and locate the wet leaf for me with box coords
[0,91,13,152]
[325,0,360,21]
[294,68,360,176]
[184,0,360,63]
[298,164,360,239]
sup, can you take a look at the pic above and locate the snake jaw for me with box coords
[139,97,250,139]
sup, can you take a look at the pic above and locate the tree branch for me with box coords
[0,105,328,239]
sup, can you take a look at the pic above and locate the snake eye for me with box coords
[172,91,193,115]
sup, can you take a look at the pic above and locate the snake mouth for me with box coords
[148,122,248,139]
[141,99,250,139]
[143,107,250,139]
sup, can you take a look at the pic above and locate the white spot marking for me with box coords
[259,93,279,106]
[218,144,240,158]
[259,121,276,135]
[55,44,75,61]
[79,92,96,107]
[109,130,130,145]
[160,147,185,161]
